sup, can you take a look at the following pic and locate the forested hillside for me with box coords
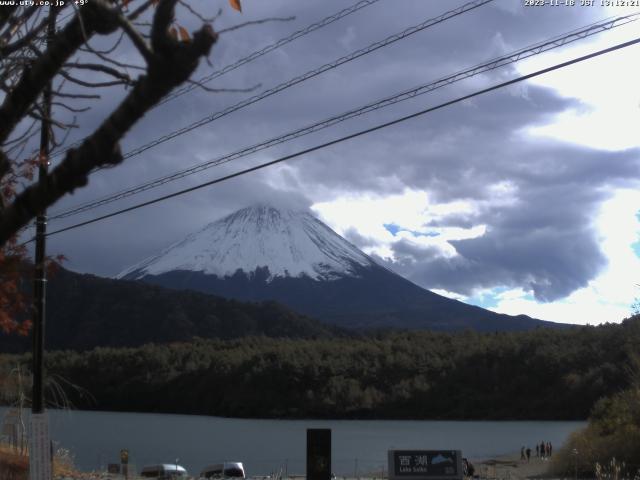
[2,317,637,420]
[0,268,344,353]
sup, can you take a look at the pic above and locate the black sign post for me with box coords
[388,450,463,480]
[307,429,331,480]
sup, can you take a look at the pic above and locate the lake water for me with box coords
[0,408,584,476]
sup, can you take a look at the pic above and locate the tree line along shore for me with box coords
[1,316,639,478]
[1,316,638,420]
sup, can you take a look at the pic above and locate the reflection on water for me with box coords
[0,407,584,476]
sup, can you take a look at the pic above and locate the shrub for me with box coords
[0,443,80,480]
[551,386,640,478]
[0,444,28,480]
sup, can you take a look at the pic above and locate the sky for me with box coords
[24,0,640,326]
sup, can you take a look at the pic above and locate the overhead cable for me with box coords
[41,35,640,239]
[49,0,493,166]
[121,0,493,159]
[49,12,639,220]
[161,0,383,105]
[48,0,382,159]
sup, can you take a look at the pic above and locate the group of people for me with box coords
[520,441,553,462]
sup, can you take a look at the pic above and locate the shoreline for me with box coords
[1,451,557,480]
[471,452,554,480]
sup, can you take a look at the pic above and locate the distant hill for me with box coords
[120,205,565,332]
[0,267,344,353]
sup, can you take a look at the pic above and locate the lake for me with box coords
[0,408,584,476]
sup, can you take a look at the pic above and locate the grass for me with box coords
[549,386,640,479]
[0,443,29,480]
[0,442,79,480]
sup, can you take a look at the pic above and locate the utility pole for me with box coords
[30,7,56,480]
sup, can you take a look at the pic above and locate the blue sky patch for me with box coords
[383,223,440,238]
[467,287,517,309]
[384,223,400,236]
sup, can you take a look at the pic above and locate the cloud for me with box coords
[307,82,640,303]
[37,1,640,322]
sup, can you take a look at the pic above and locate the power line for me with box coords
[161,0,382,105]
[42,35,640,239]
[49,12,639,220]
[47,0,492,218]
[47,0,492,168]
[48,0,382,159]
[120,0,493,159]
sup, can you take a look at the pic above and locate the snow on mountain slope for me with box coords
[117,205,376,281]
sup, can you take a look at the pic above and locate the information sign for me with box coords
[388,450,462,480]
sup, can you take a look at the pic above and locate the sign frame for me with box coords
[388,450,463,480]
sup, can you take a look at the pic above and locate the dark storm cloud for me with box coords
[42,0,640,303]
[385,183,612,302]
[313,85,640,301]
[342,227,378,250]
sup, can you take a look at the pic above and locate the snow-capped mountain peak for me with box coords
[117,205,376,281]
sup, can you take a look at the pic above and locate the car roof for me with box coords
[141,464,188,472]
[200,462,244,472]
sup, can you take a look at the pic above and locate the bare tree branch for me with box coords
[217,16,296,35]
[79,35,146,71]
[79,30,125,55]
[59,68,131,88]
[2,117,39,147]
[0,6,38,48]
[63,62,132,83]
[0,0,121,144]
[116,14,154,64]
[0,150,11,180]
[0,6,19,33]
[51,117,76,149]
[0,18,47,57]
[0,0,218,245]
[178,1,221,24]
[52,91,101,100]
[51,102,91,114]
[127,0,154,22]
[28,104,77,130]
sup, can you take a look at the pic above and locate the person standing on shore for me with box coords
[526,448,531,463]
[540,441,546,459]
[535,445,539,458]
[521,447,526,461]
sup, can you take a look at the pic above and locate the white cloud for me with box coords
[431,288,468,302]
[312,190,487,261]
[517,20,640,150]
[314,187,640,325]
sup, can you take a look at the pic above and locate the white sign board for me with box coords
[29,412,52,480]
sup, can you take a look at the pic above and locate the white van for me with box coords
[140,464,188,479]
[199,462,245,479]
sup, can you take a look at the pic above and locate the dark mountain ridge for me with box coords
[0,267,345,353]
[140,262,554,332]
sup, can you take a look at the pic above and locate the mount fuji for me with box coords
[118,205,558,331]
